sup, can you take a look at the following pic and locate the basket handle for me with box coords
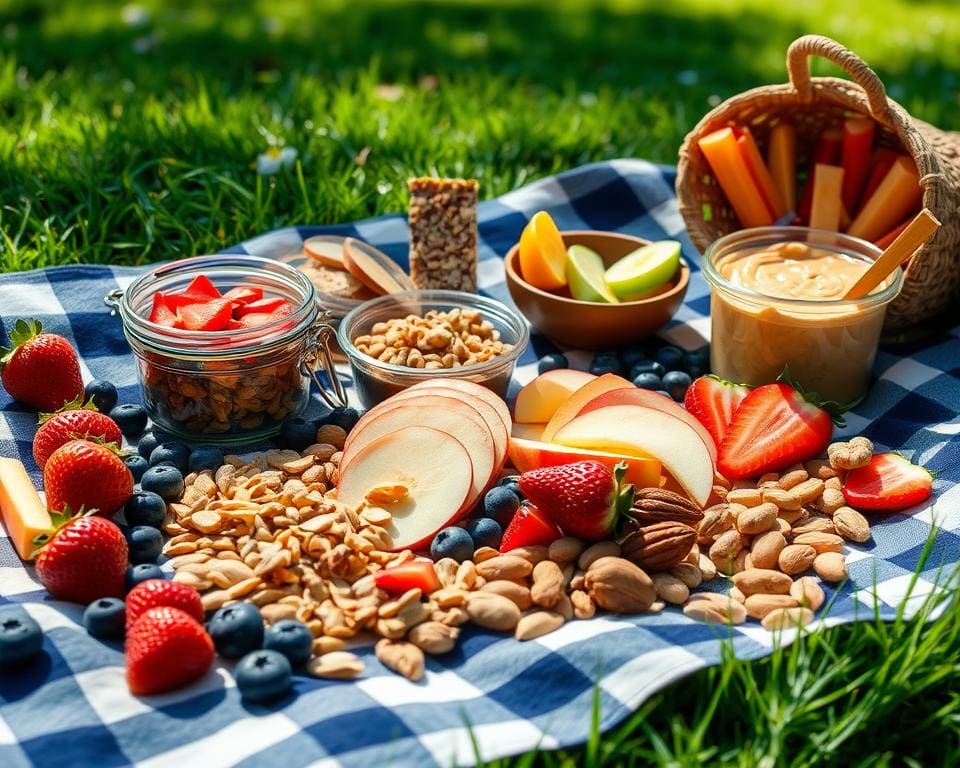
[787,35,891,122]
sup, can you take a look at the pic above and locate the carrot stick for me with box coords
[857,148,898,213]
[797,129,843,223]
[767,122,797,213]
[840,118,875,213]
[737,127,786,219]
[698,127,774,228]
[809,164,845,232]
[848,156,922,242]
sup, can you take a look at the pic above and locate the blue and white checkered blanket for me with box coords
[1,160,958,767]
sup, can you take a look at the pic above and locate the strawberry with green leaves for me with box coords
[34,512,128,603]
[33,399,122,468]
[0,319,83,412]
[842,453,933,512]
[44,439,134,516]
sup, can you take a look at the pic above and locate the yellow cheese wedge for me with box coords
[809,164,845,232]
[0,457,52,561]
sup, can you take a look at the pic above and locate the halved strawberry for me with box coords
[163,292,207,311]
[842,453,933,512]
[500,502,563,551]
[717,370,844,480]
[684,375,750,450]
[375,561,441,595]
[179,299,233,332]
[182,274,220,300]
[222,286,264,306]
[147,293,182,328]
[234,297,290,318]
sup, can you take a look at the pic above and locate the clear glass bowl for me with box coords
[702,227,904,402]
[106,255,342,443]
[337,290,530,408]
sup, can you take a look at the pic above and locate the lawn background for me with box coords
[1,0,960,765]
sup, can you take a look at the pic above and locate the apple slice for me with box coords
[337,426,474,551]
[553,405,714,506]
[511,422,547,441]
[541,373,631,442]
[408,379,512,438]
[513,369,596,424]
[508,436,661,489]
[576,387,718,461]
[340,395,497,506]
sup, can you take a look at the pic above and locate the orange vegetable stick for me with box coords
[797,129,843,223]
[840,118,875,213]
[874,217,913,249]
[767,122,797,213]
[839,203,852,232]
[848,156,922,242]
[857,148,899,213]
[698,127,774,228]
[809,164,845,232]
[737,127,786,219]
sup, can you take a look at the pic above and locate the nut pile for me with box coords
[407,177,478,292]
[352,308,513,370]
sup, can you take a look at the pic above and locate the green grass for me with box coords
[2,1,960,764]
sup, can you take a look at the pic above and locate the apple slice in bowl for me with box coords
[337,426,474,551]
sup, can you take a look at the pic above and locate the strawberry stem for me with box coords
[777,365,858,428]
[613,461,636,532]
[0,318,43,367]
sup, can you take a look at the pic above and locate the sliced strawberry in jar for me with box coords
[179,299,233,331]
[234,297,290,318]
[375,561,441,595]
[148,293,182,328]
[181,274,221,300]
[222,286,264,306]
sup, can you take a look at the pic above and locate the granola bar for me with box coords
[407,177,478,292]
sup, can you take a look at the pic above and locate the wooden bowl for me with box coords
[504,230,689,349]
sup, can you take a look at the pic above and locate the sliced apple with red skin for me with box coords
[508,436,662,489]
[541,373,631,442]
[553,405,714,506]
[407,379,512,439]
[511,422,547,441]
[340,395,497,507]
[574,387,718,461]
[336,426,474,551]
[513,369,596,424]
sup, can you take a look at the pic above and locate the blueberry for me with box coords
[662,370,693,402]
[430,526,474,563]
[537,353,568,374]
[632,372,664,391]
[483,486,520,526]
[83,597,126,640]
[127,525,163,564]
[654,345,686,372]
[319,406,360,433]
[629,360,666,380]
[140,465,184,502]
[235,650,292,704]
[84,379,118,413]
[109,404,148,437]
[125,563,165,592]
[277,418,316,452]
[465,518,503,550]
[496,476,523,500]
[618,348,648,370]
[208,603,264,659]
[263,620,313,666]
[123,454,150,482]
[589,354,622,377]
[684,347,710,378]
[149,441,190,472]
[124,491,166,528]
[0,606,43,665]
[137,429,169,459]
[189,446,225,473]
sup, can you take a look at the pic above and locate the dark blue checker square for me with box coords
[569,174,644,232]
[60,312,133,361]
[888,528,960,575]
[487,652,594,719]
[477,203,528,257]
[302,705,413,755]
[20,724,131,767]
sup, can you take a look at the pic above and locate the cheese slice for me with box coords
[767,122,797,213]
[0,457,52,561]
[809,164,845,232]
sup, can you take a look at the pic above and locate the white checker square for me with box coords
[600,646,705,707]
[419,720,556,767]
[357,669,483,707]
[0,278,64,318]
[929,416,960,436]
[858,573,944,618]
[498,177,571,216]
[644,197,687,238]
[530,615,630,651]
[241,227,304,259]
[0,565,44,597]
[0,714,16,745]
[879,358,941,390]
[477,258,506,288]
[23,602,84,632]
[661,320,710,350]
[305,758,345,768]
[136,712,300,768]
[353,216,409,244]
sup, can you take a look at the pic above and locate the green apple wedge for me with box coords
[566,244,619,303]
[604,240,681,300]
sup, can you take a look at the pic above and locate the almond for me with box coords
[790,576,825,610]
[709,530,747,575]
[744,593,800,620]
[515,610,565,641]
[375,639,425,681]
[778,544,817,575]
[630,488,704,526]
[619,521,696,572]
[749,530,787,570]
[731,568,793,596]
[804,458,838,479]
[407,621,459,654]
[726,488,762,507]
[481,580,532,610]
[530,560,564,609]
[652,572,689,605]
[833,507,871,543]
[669,562,703,589]
[476,555,533,581]
[761,488,801,511]
[697,504,735,543]
[465,592,521,631]
[584,557,656,613]
[761,606,815,631]
[813,552,848,583]
[792,531,844,554]
[790,477,826,505]
[814,487,845,515]
[736,503,778,534]
[683,594,747,625]
[578,541,621,570]
[790,516,837,536]
[548,537,584,565]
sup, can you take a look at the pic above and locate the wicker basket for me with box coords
[676,35,960,331]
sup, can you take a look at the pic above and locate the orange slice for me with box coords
[518,211,567,291]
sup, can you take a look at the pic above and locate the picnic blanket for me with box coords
[1,160,959,768]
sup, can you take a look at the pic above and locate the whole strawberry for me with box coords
[126,580,204,632]
[126,607,215,695]
[35,513,128,603]
[0,319,83,411]
[44,439,134,516]
[518,461,634,541]
[33,401,122,469]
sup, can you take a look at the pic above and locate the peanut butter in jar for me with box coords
[702,228,903,403]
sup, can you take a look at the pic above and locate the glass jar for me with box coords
[105,255,345,444]
[702,227,904,403]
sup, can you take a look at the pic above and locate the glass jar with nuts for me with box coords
[106,255,346,443]
[338,290,529,407]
